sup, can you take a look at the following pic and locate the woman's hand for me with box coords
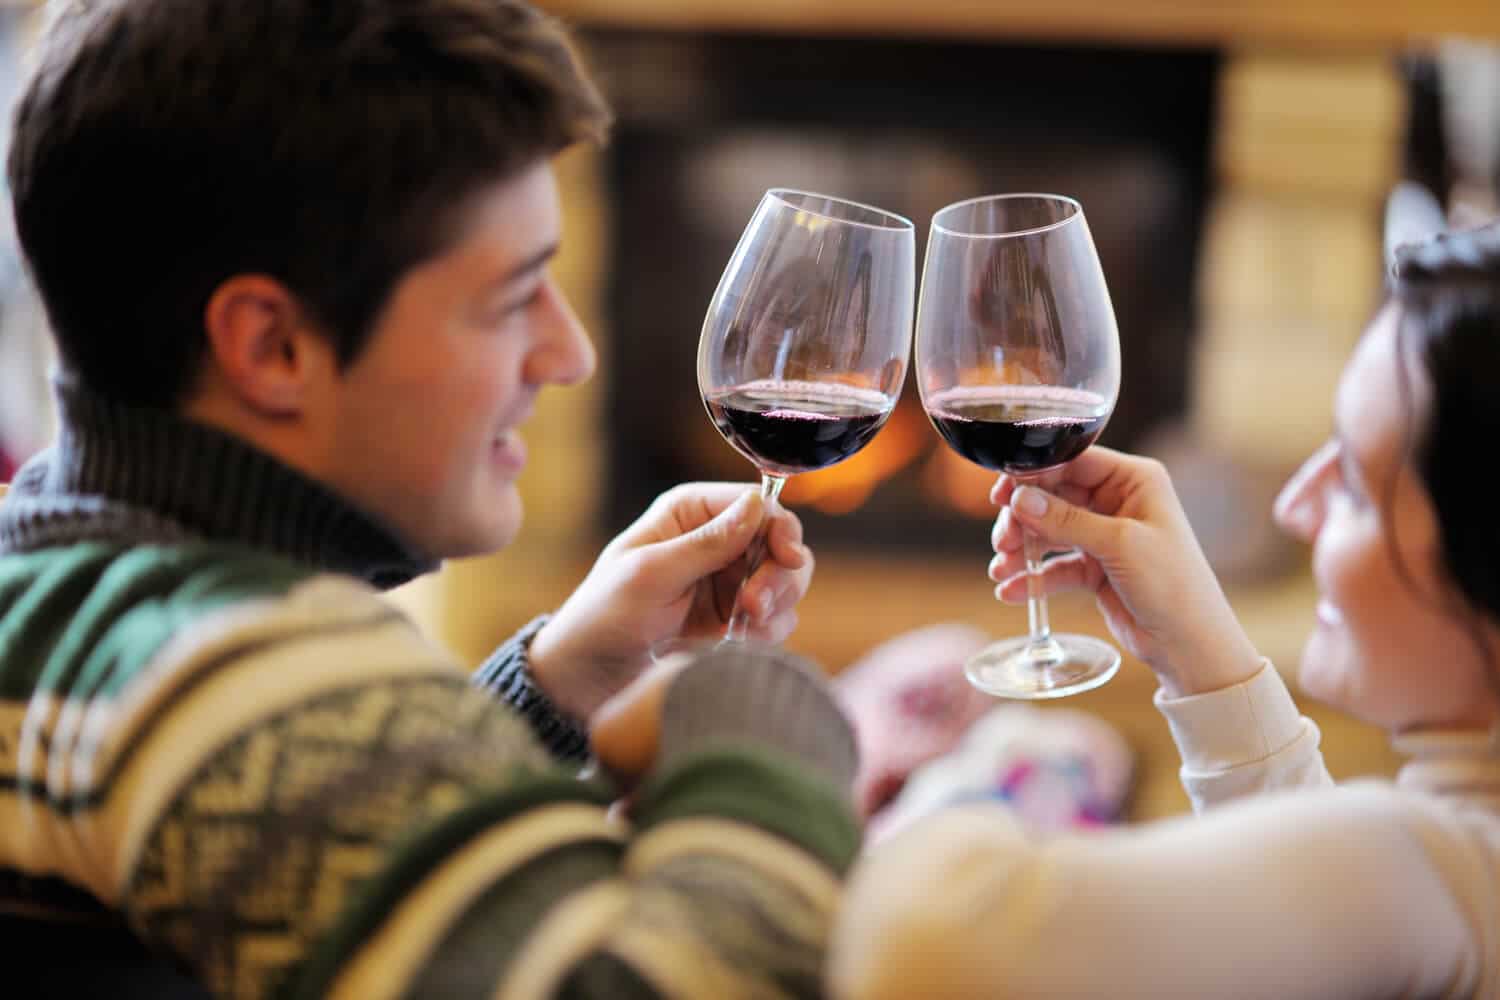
[989,447,1260,697]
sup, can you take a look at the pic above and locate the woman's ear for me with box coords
[201,275,332,416]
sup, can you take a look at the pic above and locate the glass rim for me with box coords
[766,187,915,232]
[930,193,1083,239]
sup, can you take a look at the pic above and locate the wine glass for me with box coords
[700,188,915,642]
[916,193,1122,698]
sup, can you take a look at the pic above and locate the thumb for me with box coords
[641,489,764,581]
[1010,484,1123,560]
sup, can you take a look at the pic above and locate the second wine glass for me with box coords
[916,193,1122,698]
[700,188,915,642]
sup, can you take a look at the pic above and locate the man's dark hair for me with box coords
[7,0,610,407]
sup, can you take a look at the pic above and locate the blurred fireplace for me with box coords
[589,30,1219,552]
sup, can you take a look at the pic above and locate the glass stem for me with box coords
[724,473,787,643]
[1022,525,1065,664]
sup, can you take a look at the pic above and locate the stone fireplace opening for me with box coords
[587,30,1219,552]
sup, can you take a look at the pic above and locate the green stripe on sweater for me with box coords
[395,839,628,997]
[634,744,861,875]
[289,774,617,1000]
[0,542,312,702]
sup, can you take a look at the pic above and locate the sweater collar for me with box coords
[0,377,435,588]
[1392,723,1500,809]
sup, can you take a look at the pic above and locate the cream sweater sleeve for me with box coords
[1154,659,1334,811]
[828,663,1494,999]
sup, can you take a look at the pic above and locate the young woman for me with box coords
[828,223,1500,998]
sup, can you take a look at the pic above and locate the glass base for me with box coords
[963,633,1121,700]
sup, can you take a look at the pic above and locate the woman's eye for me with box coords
[485,288,542,324]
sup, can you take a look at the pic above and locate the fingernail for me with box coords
[731,491,758,527]
[1013,486,1048,517]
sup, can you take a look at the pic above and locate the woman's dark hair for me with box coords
[1390,223,1500,667]
[7,0,611,408]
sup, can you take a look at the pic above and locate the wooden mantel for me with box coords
[540,0,1500,50]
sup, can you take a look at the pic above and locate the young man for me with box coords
[0,1,858,996]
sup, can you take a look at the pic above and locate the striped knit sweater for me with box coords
[0,380,860,999]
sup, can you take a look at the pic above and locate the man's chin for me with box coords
[420,499,522,562]
[461,488,523,553]
[450,518,522,560]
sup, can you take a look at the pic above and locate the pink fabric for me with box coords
[832,623,1133,840]
[865,703,1133,842]
[833,624,1001,818]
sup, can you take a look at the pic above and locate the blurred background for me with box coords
[0,1,1498,815]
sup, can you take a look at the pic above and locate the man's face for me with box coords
[314,162,596,559]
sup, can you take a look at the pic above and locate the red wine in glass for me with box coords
[925,386,1109,474]
[697,188,915,646]
[915,192,1121,699]
[704,379,893,477]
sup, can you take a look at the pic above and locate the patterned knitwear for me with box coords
[0,377,861,999]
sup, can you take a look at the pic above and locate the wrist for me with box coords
[472,614,592,761]
[1157,629,1263,700]
[525,618,591,723]
[525,614,612,722]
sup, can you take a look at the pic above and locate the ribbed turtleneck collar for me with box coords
[0,377,436,589]
[1393,723,1500,811]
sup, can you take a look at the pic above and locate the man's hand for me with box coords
[526,483,813,723]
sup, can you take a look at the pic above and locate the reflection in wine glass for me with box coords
[917,193,1122,699]
[700,189,915,642]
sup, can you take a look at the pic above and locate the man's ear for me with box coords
[202,275,332,417]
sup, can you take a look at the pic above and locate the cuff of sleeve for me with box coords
[1154,659,1304,774]
[471,614,591,763]
[657,645,859,797]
